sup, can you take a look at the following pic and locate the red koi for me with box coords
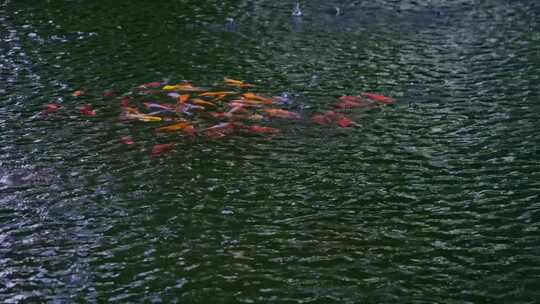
[311,111,341,126]
[120,136,135,145]
[80,105,96,116]
[120,97,132,108]
[248,125,281,134]
[336,116,354,128]
[151,143,175,156]
[361,92,396,105]
[208,112,228,119]
[45,103,62,113]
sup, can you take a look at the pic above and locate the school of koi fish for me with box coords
[44,77,396,156]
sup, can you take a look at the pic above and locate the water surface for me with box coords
[1,0,540,303]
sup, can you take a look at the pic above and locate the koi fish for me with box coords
[247,114,264,121]
[211,94,229,102]
[151,143,175,156]
[235,98,270,106]
[201,122,236,131]
[311,113,334,125]
[248,125,281,134]
[361,92,396,105]
[199,91,236,97]
[336,116,354,128]
[120,136,135,145]
[72,90,85,97]
[177,103,205,116]
[263,108,301,119]
[191,98,217,108]
[179,94,191,104]
[45,103,62,113]
[242,93,274,104]
[162,84,204,92]
[120,113,162,122]
[156,122,194,133]
[200,122,238,139]
[167,92,181,99]
[144,102,176,111]
[339,95,366,103]
[80,105,96,116]
[137,81,163,89]
[208,112,228,119]
[223,77,255,88]
[334,96,373,109]
[120,97,132,108]
[121,106,142,115]
[204,130,230,140]
[229,101,264,108]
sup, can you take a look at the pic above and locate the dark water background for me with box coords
[1,0,540,303]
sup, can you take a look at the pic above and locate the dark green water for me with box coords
[1,0,540,303]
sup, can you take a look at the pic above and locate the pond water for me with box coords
[1,0,540,303]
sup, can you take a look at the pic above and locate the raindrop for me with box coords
[292,1,303,17]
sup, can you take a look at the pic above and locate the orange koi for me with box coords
[263,108,301,119]
[224,77,255,88]
[229,101,263,108]
[361,92,396,105]
[335,96,373,109]
[199,91,236,97]
[122,106,142,115]
[156,122,193,133]
[177,84,205,92]
[243,93,274,104]
[120,113,162,122]
[179,94,191,104]
[72,90,85,97]
[191,98,217,108]
[211,94,229,102]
